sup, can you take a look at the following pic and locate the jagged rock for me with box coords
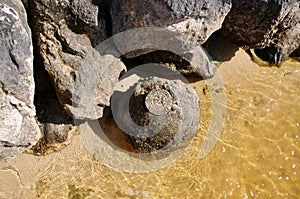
[109,0,231,78]
[30,0,126,120]
[0,0,41,161]
[220,0,300,64]
[111,65,200,154]
[165,0,232,44]
[254,22,300,64]
[110,0,231,44]
[30,0,107,46]
[96,27,218,79]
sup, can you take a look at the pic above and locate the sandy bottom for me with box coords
[1,49,299,198]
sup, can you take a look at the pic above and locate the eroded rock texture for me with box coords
[220,0,300,64]
[112,75,200,154]
[0,0,41,161]
[254,21,300,64]
[128,77,199,153]
[109,0,229,78]
[29,0,126,120]
[110,0,231,44]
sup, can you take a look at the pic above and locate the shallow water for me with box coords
[0,49,299,198]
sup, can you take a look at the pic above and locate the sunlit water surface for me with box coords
[0,49,299,199]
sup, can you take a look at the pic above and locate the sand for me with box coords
[1,49,299,199]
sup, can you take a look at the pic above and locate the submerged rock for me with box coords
[111,65,200,154]
[220,0,300,64]
[0,0,41,161]
[127,77,199,153]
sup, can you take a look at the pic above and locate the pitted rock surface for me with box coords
[113,76,200,153]
[220,0,300,64]
[0,0,41,161]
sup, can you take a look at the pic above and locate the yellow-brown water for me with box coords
[0,49,299,198]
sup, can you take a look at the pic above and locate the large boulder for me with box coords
[109,0,231,79]
[0,0,41,161]
[220,0,300,64]
[110,0,231,45]
[254,19,300,64]
[29,0,126,120]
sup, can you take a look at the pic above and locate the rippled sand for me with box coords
[0,49,299,198]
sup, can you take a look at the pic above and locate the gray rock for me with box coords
[220,0,300,63]
[0,0,41,161]
[111,65,200,154]
[110,0,231,44]
[126,77,199,153]
[254,20,300,64]
[165,0,232,44]
[30,0,107,46]
[42,123,72,144]
[30,0,126,120]
[96,27,218,79]
[109,0,230,78]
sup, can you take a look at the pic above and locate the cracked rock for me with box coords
[0,0,41,161]
[109,0,230,78]
[111,66,200,154]
[110,0,231,44]
[220,0,300,64]
[30,0,126,120]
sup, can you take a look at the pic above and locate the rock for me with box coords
[42,123,72,144]
[99,30,218,79]
[126,77,199,153]
[111,64,200,154]
[30,0,107,46]
[110,0,231,44]
[254,22,300,64]
[220,0,300,63]
[0,0,41,161]
[109,0,231,78]
[29,0,126,120]
[165,0,232,44]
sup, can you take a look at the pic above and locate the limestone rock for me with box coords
[0,0,41,161]
[97,27,218,79]
[111,65,200,154]
[30,0,107,46]
[30,0,126,120]
[220,0,300,63]
[254,19,300,64]
[109,0,230,78]
[110,0,231,44]
[165,0,232,44]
